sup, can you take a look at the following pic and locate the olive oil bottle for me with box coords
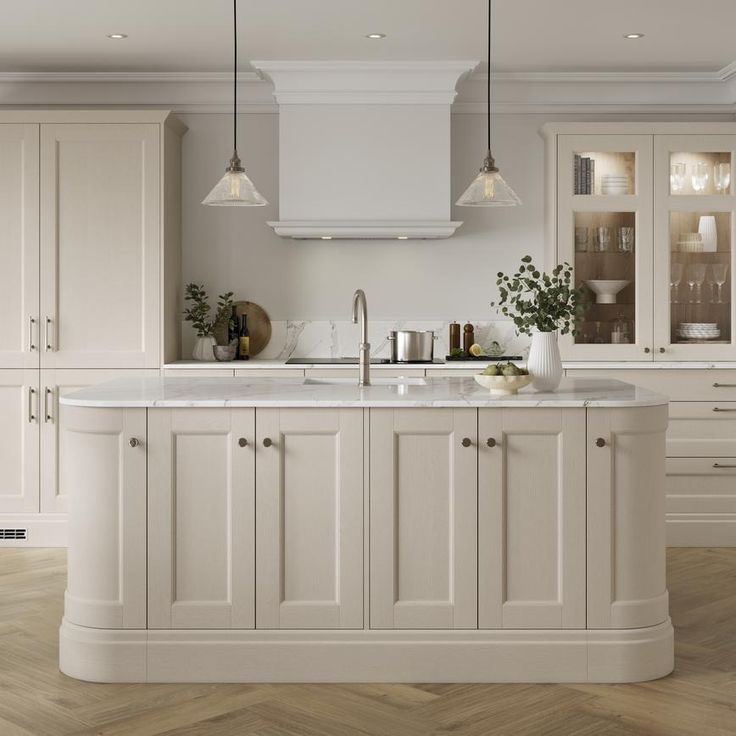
[238,314,250,360]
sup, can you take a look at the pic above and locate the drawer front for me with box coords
[566,369,736,401]
[668,402,736,457]
[666,457,736,513]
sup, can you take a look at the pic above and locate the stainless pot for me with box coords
[387,330,437,363]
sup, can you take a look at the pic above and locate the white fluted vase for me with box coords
[527,331,563,392]
[192,335,216,361]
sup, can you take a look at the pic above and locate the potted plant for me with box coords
[492,256,586,391]
[184,284,235,361]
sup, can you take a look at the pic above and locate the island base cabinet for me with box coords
[478,408,586,629]
[369,408,477,629]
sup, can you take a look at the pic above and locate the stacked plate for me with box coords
[678,232,704,253]
[677,322,721,340]
[601,175,630,195]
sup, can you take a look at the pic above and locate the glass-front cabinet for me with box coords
[547,125,736,361]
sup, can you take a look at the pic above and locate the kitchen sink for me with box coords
[303,377,427,386]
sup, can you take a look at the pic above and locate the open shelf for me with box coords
[574,151,636,196]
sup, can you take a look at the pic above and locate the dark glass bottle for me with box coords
[238,315,250,361]
[228,306,239,345]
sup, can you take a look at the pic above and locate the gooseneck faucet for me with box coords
[351,289,370,386]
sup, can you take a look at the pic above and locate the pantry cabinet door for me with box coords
[40,124,160,369]
[148,408,255,629]
[478,408,586,629]
[256,408,364,629]
[370,408,477,629]
[0,370,39,514]
[0,125,39,370]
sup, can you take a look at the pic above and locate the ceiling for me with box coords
[1,0,734,75]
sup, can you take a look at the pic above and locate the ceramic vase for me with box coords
[192,335,216,361]
[527,331,563,392]
[698,215,717,253]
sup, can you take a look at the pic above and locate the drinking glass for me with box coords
[670,162,686,192]
[714,162,731,193]
[712,263,729,304]
[670,262,684,304]
[574,227,589,253]
[688,263,707,303]
[692,162,709,193]
[595,226,611,253]
[618,226,635,253]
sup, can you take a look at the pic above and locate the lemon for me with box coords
[468,343,483,357]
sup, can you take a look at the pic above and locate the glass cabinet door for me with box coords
[654,136,736,360]
[557,135,654,360]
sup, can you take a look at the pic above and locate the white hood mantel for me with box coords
[254,61,478,240]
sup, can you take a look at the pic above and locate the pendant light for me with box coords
[202,0,268,206]
[456,0,520,207]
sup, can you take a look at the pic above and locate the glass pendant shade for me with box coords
[202,154,268,207]
[456,167,521,207]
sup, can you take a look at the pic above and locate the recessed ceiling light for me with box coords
[397,236,409,240]
[107,33,128,39]
[321,236,333,240]
[623,33,644,39]
[366,33,386,40]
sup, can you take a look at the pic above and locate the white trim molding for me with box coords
[267,220,464,240]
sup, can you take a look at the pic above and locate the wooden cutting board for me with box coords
[214,301,272,357]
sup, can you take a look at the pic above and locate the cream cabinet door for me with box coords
[370,408,477,629]
[148,408,255,629]
[0,125,39,370]
[587,406,669,629]
[40,124,160,369]
[62,405,146,628]
[256,408,364,629]
[0,370,39,513]
[478,408,586,629]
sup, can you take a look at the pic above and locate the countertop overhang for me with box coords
[60,377,668,409]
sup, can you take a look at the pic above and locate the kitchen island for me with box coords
[59,376,672,683]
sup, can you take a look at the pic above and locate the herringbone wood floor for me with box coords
[1,548,735,735]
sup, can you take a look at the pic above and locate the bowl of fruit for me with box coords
[474,362,532,395]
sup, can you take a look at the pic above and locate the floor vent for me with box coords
[0,529,27,540]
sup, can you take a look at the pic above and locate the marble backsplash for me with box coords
[181,320,531,361]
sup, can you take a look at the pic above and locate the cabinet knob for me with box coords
[238,437,248,447]
[486,438,497,448]
[643,347,651,354]
[461,437,473,448]
[658,347,666,354]
[595,437,606,448]
[263,437,273,448]
[129,437,140,448]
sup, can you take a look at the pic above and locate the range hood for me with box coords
[253,61,477,240]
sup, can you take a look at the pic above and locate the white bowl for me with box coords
[474,373,533,395]
[585,280,631,304]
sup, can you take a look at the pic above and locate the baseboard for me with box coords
[59,618,674,684]
[0,514,67,547]
[666,514,736,546]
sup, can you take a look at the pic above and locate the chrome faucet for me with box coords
[351,289,370,386]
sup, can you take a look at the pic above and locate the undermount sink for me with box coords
[303,377,427,386]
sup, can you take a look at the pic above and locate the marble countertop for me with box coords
[61,376,667,409]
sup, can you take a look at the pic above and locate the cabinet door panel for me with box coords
[479,409,586,629]
[370,408,477,629]
[0,370,39,513]
[0,125,39,369]
[256,408,363,629]
[148,408,255,629]
[40,124,160,368]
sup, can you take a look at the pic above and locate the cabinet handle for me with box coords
[643,347,651,354]
[658,347,666,354]
[713,407,736,412]
[595,437,606,447]
[44,387,53,423]
[238,437,248,447]
[45,317,54,351]
[263,437,273,447]
[486,437,497,448]
[129,437,140,448]
[29,317,36,351]
[28,387,36,423]
[713,383,736,388]
[461,437,473,448]
[713,463,736,469]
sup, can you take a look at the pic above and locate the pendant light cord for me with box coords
[487,0,491,152]
[233,0,238,153]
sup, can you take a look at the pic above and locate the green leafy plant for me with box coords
[491,256,587,336]
[213,291,235,344]
[184,284,235,342]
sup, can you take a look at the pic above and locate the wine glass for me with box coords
[712,263,729,304]
[714,162,731,194]
[692,162,709,193]
[595,226,611,253]
[670,262,684,304]
[670,162,686,193]
[688,263,707,304]
[575,227,589,253]
[618,226,635,253]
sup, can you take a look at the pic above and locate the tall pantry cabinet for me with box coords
[0,111,185,545]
